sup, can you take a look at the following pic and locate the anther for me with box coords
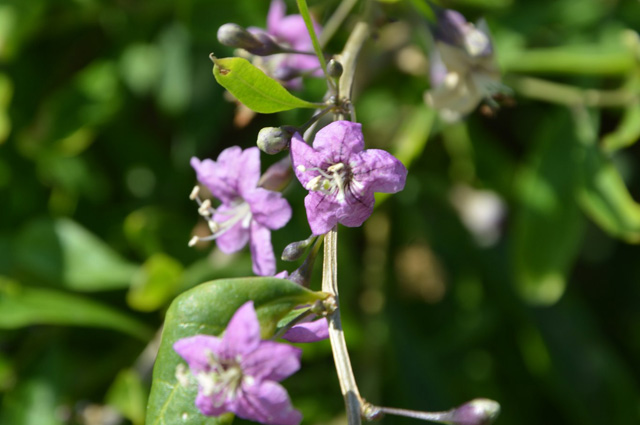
[296,165,307,172]
[327,163,345,173]
[189,186,200,200]
[306,175,323,191]
[188,236,199,247]
[198,199,212,216]
[208,221,220,233]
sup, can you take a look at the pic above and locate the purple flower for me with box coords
[249,0,323,86]
[290,121,407,235]
[174,301,302,425]
[425,9,503,118]
[190,147,291,276]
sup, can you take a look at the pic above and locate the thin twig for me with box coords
[320,0,359,48]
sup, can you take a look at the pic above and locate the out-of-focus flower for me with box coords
[424,8,504,119]
[291,121,407,235]
[248,0,323,87]
[449,184,505,247]
[190,147,291,276]
[174,301,302,425]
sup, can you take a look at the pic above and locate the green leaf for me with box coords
[127,253,184,312]
[14,218,138,291]
[512,109,585,305]
[0,277,153,340]
[577,138,640,243]
[146,277,327,425]
[212,57,320,113]
[106,369,149,425]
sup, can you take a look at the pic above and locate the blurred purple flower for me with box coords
[249,0,323,87]
[191,147,291,276]
[291,121,407,235]
[174,301,302,425]
[425,9,503,118]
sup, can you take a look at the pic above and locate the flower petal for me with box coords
[195,391,229,417]
[312,121,364,162]
[246,188,292,230]
[221,301,261,357]
[351,149,407,194]
[173,335,222,372]
[238,147,262,198]
[304,192,340,235]
[282,318,329,343]
[290,134,325,188]
[242,341,301,381]
[236,381,302,425]
[214,206,251,254]
[250,221,276,276]
[336,192,374,228]
[267,0,286,34]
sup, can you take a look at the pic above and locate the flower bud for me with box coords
[217,24,282,56]
[327,59,343,79]
[449,398,500,425]
[257,126,293,154]
[281,235,316,261]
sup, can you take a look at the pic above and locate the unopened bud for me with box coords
[217,24,282,56]
[257,126,293,155]
[282,235,316,261]
[450,399,500,425]
[327,59,343,79]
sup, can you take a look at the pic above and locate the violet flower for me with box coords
[249,0,323,87]
[190,146,291,276]
[425,9,503,118]
[174,301,302,425]
[291,121,407,235]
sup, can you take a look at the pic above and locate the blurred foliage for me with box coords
[1,0,640,425]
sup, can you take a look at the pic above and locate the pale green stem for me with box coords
[296,0,336,92]
[319,0,359,48]
[505,75,638,108]
[322,228,362,425]
[335,21,371,120]
[500,48,636,76]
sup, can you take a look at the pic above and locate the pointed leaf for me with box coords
[212,57,320,113]
[0,277,153,340]
[146,277,327,425]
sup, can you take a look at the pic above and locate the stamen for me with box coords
[306,175,323,191]
[189,186,200,200]
[198,199,212,216]
[296,165,307,172]
[208,220,220,233]
[327,163,344,173]
[188,236,199,247]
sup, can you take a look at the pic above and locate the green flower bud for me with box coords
[257,126,293,154]
[327,59,343,79]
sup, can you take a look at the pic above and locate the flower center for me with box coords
[297,162,352,203]
[188,187,253,246]
[196,352,252,406]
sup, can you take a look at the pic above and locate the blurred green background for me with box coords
[1,0,640,424]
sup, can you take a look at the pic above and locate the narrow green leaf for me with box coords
[14,218,138,291]
[146,277,326,425]
[212,56,320,113]
[577,141,640,243]
[512,109,585,305]
[0,277,153,340]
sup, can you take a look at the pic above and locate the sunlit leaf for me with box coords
[127,253,184,312]
[146,277,327,425]
[212,56,320,113]
[0,277,153,340]
[14,218,138,291]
